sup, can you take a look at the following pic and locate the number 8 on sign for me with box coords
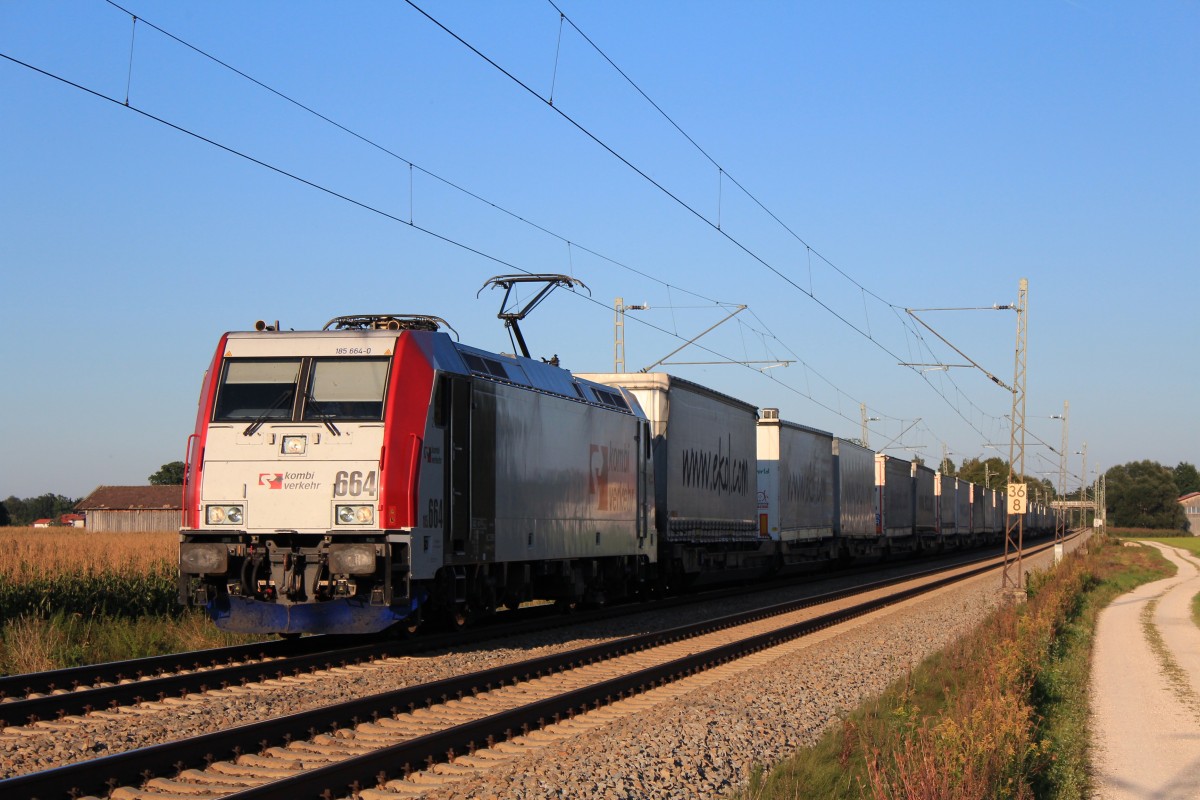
[1007,482,1027,515]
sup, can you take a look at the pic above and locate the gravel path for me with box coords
[1090,541,1200,800]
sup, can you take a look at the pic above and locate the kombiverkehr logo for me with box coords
[259,473,283,490]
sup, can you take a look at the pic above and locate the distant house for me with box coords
[75,486,183,533]
[31,519,52,528]
[60,513,86,528]
[1181,492,1200,535]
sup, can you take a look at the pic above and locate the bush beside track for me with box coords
[736,536,1173,800]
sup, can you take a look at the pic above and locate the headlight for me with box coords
[180,543,229,574]
[327,543,377,575]
[335,504,374,525]
[282,435,307,455]
[206,504,245,525]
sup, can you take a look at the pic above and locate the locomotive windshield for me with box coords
[212,357,389,423]
[213,359,302,421]
[302,358,389,421]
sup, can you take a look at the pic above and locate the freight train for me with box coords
[178,312,1055,635]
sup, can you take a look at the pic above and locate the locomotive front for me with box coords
[178,319,433,634]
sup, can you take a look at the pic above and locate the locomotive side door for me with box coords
[637,419,651,547]
[444,376,472,561]
[442,375,497,566]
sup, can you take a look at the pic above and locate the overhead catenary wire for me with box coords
[404,0,1016,443]
[97,0,723,313]
[546,0,895,309]
[106,0,1010,448]
[554,0,1021,441]
[5,6,925,440]
[0,72,965,463]
[0,47,897,440]
[3,6,1011,457]
[402,0,912,359]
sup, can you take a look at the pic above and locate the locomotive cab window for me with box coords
[213,359,302,421]
[302,358,389,421]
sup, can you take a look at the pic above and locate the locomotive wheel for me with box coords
[554,598,578,615]
[401,609,423,637]
[446,603,472,630]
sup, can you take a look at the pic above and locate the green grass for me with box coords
[733,537,1173,800]
[0,611,261,675]
[1133,537,1200,557]
[0,565,179,621]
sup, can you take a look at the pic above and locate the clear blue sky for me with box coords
[2,1,1196,500]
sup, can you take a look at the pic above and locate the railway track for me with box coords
[0,635,371,728]
[0,540,1011,731]
[0,536,1072,800]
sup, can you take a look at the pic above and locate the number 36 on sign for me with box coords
[1007,482,1027,514]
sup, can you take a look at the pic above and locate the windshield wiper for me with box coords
[243,389,294,436]
[303,395,342,437]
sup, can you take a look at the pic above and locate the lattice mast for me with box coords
[1002,278,1029,593]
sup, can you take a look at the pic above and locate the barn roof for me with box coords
[76,485,182,511]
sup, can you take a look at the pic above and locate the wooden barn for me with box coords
[75,486,182,532]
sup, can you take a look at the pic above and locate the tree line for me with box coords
[0,493,80,527]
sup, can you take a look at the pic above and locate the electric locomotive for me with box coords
[178,315,654,635]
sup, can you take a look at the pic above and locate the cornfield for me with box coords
[0,528,177,619]
[0,528,260,674]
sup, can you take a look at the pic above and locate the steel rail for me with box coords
[0,599,588,727]
[0,636,320,702]
[0,638,395,730]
